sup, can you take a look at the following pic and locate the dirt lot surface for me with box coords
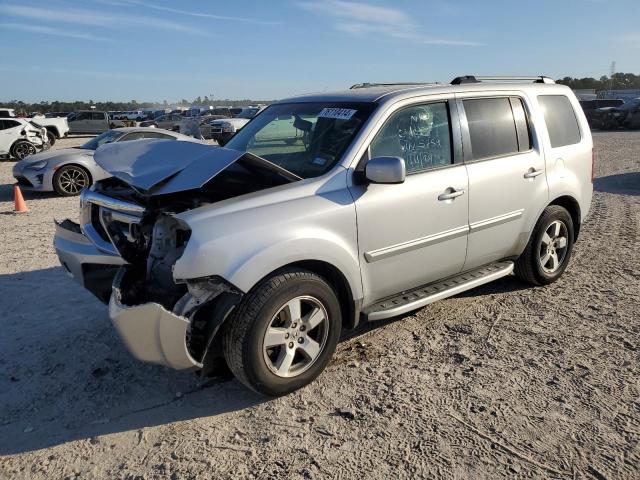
[0,134,638,479]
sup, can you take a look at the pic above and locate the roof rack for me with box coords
[451,75,555,85]
[349,82,438,89]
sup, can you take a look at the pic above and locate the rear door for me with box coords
[0,120,19,153]
[458,94,548,270]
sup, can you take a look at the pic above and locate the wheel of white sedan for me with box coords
[223,268,342,396]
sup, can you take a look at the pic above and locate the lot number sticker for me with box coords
[318,108,357,120]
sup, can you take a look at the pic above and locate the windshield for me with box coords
[81,130,127,150]
[224,102,375,178]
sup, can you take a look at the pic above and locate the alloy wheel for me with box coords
[262,295,329,378]
[14,143,36,160]
[59,167,89,195]
[539,220,569,274]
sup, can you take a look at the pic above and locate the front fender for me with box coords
[173,229,363,302]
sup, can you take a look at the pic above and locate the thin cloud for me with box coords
[0,22,112,42]
[0,4,210,36]
[298,0,481,46]
[120,0,281,26]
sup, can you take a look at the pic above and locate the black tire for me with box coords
[46,128,57,146]
[10,141,37,160]
[515,205,574,286]
[223,268,342,396]
[53,164,91,196]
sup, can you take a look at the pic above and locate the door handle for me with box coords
[524,168,544,179]
[438,189,465,201]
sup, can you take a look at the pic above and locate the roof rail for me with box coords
[451,75,555,85]
[350,82,438,89]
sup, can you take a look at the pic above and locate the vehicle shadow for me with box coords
[594,171,640,196]
[0,183,63,202]
[0,267,266,455]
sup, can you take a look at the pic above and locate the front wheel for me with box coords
[53,165,91,196]
[223,269,342,396]
[515,205,574,285]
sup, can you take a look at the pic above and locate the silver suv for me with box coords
[54,76,593,396]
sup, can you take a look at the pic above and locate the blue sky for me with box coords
[1,0,639,102]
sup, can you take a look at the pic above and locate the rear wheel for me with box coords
[46,129,57,146]
[53,165,91,196]
[223,269,342,396]
[11,141,37,160]
[515,205,574,285]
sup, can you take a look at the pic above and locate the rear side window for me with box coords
[463,97,519,160]
[538,95,581,148]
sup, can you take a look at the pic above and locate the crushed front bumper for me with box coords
[54,219,203,371]
[109,273,203,371]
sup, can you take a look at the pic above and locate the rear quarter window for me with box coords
[538,95,581,148]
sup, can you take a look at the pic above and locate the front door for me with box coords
[350,100,469,304]
[458,94,548,270]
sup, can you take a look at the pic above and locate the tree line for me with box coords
[556,72,640,91]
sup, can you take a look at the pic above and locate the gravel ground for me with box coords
[0,133,638,479]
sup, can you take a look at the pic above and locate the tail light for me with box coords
[591,147,596,183]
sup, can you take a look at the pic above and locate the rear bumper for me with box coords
[110,269,203,371]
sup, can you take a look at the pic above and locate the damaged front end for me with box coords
[54,140,298,371]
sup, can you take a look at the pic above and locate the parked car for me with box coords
[0,108,17,118]
[209,106,265,145]
[0,117,48,159]
[67,111,130,134]
[139,113,184,131]
[179,108,233,139]
[30,114,69,146]
[54,76,593,396]
[44,112,71,118]
[579,99,624,129]
[13,127,201,195]
[597,97,640,129]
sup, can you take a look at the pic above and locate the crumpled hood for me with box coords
[94,139,298,195]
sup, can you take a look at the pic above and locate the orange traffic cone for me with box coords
[14,185,29,213]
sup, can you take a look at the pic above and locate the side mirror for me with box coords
[365,156,406,184]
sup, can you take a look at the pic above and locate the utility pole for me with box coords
[609,61,616,92]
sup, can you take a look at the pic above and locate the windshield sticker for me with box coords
[318,108,357,120]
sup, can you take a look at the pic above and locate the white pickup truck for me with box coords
[31,114,69,146]
[0,109,69,146]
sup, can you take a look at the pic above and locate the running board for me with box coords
[364,261,514,321]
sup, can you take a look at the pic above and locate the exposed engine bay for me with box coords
[76,141,300,369]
